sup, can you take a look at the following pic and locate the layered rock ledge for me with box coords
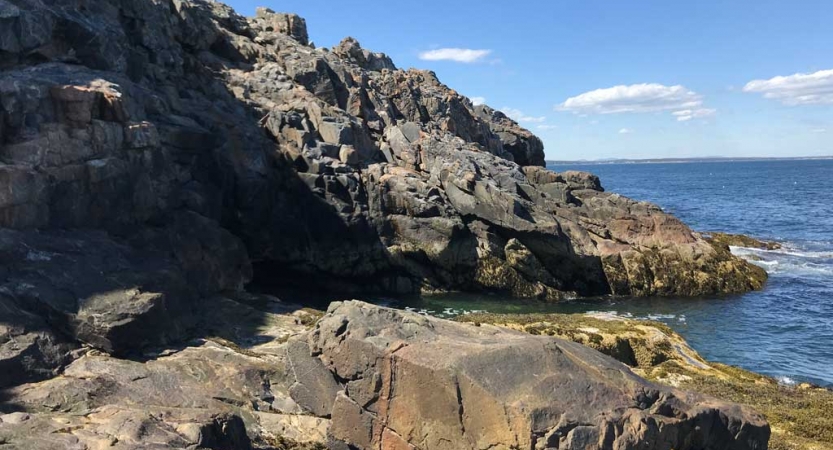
[458,311,833,450]
[0,0,764,302]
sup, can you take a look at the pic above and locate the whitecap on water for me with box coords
[646,313,678,321]
[731,244,833,278]
[778,376,797,386]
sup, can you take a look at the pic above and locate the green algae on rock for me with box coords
[706,232,783,251]
[458,312,833,450]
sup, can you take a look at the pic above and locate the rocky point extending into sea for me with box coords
[0,0,784,449]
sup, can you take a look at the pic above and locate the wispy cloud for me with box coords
[557,83,713,121]
[672,108,716,122]
[743,69,833,105]
[811,128,827,133]
[619,128,633,134]
[501,107,546,123]
[470,96,486,106]
[419,48,492,63]
[537,124,558,130]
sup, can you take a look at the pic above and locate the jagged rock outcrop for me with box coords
[0,2,773,448]
[0,0,764,302]
[306,301,770,450]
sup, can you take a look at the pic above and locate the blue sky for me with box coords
[226,0,833,160]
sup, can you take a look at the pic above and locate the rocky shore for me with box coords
[0,0,766,301]
[1,299,773,449]
[0,0,778,448]
[705,233,782,251]
[457,312,833,450]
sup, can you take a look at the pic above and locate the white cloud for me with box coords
[619,128,633,134]
[558,83,704,119]
[501,107,546,123]
[470,96,486,106]
[537,124,558,130]
[419,48,492,63]
[811,128,827,133]
[743,69,833,105]
[672,108,717,122]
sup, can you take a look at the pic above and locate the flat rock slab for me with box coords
[309,301,770,450]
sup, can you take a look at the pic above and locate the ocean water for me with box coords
[390,159,833,387]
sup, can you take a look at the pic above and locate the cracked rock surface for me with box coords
[0,0,773,448]
[0,0,765,301]
[309,301,770,450]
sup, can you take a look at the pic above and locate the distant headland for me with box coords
[548,155,833,165]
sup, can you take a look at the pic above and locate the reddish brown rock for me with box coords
[310,301,771,450]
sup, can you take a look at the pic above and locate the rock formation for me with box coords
[706,232,782,251]
[0,292,331,449]
[308,301,770,450]
[0,0,764,302]
[457,311,832,450]
[0,300,771,449]
[0,1,773,448]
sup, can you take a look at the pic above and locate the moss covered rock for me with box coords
[459,312,833,450]
[706,232,783,251]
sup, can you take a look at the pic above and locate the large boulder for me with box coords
[309,301,770,450]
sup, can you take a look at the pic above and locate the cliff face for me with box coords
[0,1,774,448]
[0,0,764,302]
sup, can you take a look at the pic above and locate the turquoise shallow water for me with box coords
[388,159,833,387]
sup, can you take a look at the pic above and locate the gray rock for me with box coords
[0,293,324,449]
[124,121,160,149]
[338,144,359,165]
[286,339,343,417]
[0,213,250,358]
[332,37,396,71]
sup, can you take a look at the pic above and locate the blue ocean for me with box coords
[393,159,833,387]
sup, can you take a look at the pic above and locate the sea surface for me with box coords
[389,159,833,387]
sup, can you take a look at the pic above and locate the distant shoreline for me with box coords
[547,156,833,165]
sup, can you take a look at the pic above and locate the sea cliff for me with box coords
[0,0,775,448]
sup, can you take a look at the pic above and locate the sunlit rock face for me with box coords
[0,1,772,448]
[0,0,763,301]
[309,301,771,450]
